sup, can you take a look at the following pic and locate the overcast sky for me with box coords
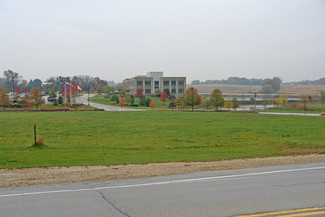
[0,0,324,83]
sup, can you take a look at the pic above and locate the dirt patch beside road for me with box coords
[1,154,325,189]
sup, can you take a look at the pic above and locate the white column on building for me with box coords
[142,79,145,94]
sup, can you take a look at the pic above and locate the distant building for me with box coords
[123,72,186,97]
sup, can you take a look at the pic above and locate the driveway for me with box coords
[74,94,144,111]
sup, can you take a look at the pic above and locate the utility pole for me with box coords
[88,82,90,106]
[304,97,307,116]
[64,79,67,107]
[254,92,257,111]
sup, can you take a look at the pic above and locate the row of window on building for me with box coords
[142,88,184,95]
[136,80,184,87]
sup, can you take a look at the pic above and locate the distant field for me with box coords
[279,85,325,94]
[190,84,325,95]
[190,84,262,94]
[1,111,324,168]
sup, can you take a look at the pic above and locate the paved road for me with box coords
[75,94,144,111]
[1,163,325,217]
[259,112,322,117]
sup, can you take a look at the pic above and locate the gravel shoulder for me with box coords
[1,154,325,189]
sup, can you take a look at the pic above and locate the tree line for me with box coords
[0,70,116,94]
[108,86,228,112]
[191,76,282,86]
[292,78,325,85]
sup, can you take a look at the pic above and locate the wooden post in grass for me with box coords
[34,124,37,146]
[304,98,307,116]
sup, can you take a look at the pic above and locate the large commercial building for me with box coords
[123,72,186,97]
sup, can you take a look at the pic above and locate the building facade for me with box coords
[123,72,186,98]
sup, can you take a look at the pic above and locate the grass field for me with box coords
[0,111,324,168]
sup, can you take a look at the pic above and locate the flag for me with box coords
[64,85,68,91]
[78,85,82,91]
[66,82,72,86]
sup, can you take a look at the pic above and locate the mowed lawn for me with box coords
[0,111,324,168]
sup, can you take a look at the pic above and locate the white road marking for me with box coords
[0,173,16,176]
[1,166,325,198]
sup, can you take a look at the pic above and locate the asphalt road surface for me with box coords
[259,112,322,117]
[1,163,325,217]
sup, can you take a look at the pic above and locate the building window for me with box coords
[171,89,176,94]
[154,81,159,89]
[171,81,176,86]
[178,89,184,94]
[145,81,151,86]
[137,81,143,86]
[163,89,169,93]
[178,80,184,86]
[163,81,169,86]
[145,89,151,94]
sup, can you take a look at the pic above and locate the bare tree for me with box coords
[3,70,19,93]
[83,75,94,105]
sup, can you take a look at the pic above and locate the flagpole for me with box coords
[64,79,67,107]
[70,82,72,105]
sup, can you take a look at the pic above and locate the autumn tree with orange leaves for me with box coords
[184,87,201,111]
[209,88,224,111]
[119,97,125,107]
[149,100,154,109]
[31,88,45,110]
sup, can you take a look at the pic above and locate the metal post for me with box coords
[254,93,257,111]
[34,124,37,146]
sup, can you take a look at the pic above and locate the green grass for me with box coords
[90,94,173,109]
[0,111,324,168]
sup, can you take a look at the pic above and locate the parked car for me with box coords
[47,96,59,102]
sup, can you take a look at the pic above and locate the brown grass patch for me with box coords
[41,107,95,111]
[279,147,325,155]
[280,85,325,94]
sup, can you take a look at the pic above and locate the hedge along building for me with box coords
[123,72,186,98]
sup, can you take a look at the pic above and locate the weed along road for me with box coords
[1,163,325,217]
